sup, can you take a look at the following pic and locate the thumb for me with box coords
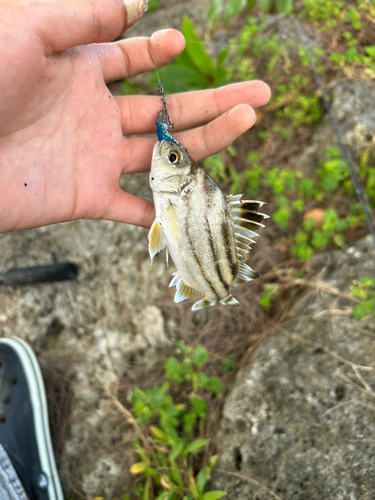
[2,0,149,55]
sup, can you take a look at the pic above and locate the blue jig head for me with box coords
[155,110,184,148]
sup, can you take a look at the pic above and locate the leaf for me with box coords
[226,144,237,157]
[277,0,293,14]
[196,468,209,493]
[191,345,208,367]
[149,65,206,94]
[160,476,174,490]
[130,461,147,474]
[150,426,168,441]
[170,439,185,461]
[170,462,183,486]
[155,493,168,500]
[224,0,247,24]
[220,358,237,373]
[182,17,215,78]
[188,470,199,499]
[186,439,210,454]
[143,477,151,500]
[258,0,273,13]
[190,397,206,418]
[201,492,227,500]
[207,0,222,23]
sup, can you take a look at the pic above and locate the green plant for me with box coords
[302,0,345,28]
[350,278,375,319]
[129,342,229,500]
[258,0,294,14]
[258,283,279,308]
[207,0,256,26]
[149,17,228,94]
[202,154,227,182]
[359,150,375,205]
[147,0,163,12]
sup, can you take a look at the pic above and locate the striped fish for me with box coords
[148,110,268,311]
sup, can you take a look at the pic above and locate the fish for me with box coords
[148,110,268,311]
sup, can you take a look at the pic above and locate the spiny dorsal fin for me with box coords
[231,263,261,288]
[226,194,269,263]
[148,220,167,263]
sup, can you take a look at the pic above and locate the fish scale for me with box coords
[149,110,268,311]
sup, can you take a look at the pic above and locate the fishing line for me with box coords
[150,46,174,128]
[294,17,375,245]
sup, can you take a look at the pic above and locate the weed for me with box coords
[149,17,228,94]
[147,0,163,12]
[350,278,375,319]
[258,283,279,308]
[129,342,232,500]
[258,0,294,14]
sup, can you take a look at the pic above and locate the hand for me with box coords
[0,0,271,233]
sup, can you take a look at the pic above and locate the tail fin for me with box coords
[191,295,240,311]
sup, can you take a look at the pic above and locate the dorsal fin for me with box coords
[226,194,269,263]
[148,220,167,263]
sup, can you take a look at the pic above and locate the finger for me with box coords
[117,81,271,135]
[102,189,155,228]
[122,103,257,174]
[14,0,148,55]
[100,29,185,83]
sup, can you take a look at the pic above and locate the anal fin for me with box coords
[192,294,240,311]
[169,273,203,303]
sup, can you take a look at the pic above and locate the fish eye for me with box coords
[169,150,181,164]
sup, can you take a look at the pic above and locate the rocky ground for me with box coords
[211,235,375,500]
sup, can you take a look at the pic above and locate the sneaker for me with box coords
[0,337,64,500]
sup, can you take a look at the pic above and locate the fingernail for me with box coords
[120,0,149,28]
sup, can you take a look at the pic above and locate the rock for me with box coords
[300,80,375,169]
[211,235,375,499]
[131,305,168,348]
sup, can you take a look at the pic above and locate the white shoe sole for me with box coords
[0,337,64,500]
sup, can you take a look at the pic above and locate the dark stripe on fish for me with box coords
[205,216,230,290]
[221,220,237,278]
[185,204,220,300]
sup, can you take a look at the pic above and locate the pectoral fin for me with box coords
[148,220,167,263]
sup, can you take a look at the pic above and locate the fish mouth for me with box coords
[152,141,161,162]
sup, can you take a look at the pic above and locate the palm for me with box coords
[1,44,129,230]
[0,2,271,233]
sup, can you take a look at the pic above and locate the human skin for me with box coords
[0,0,271,233]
